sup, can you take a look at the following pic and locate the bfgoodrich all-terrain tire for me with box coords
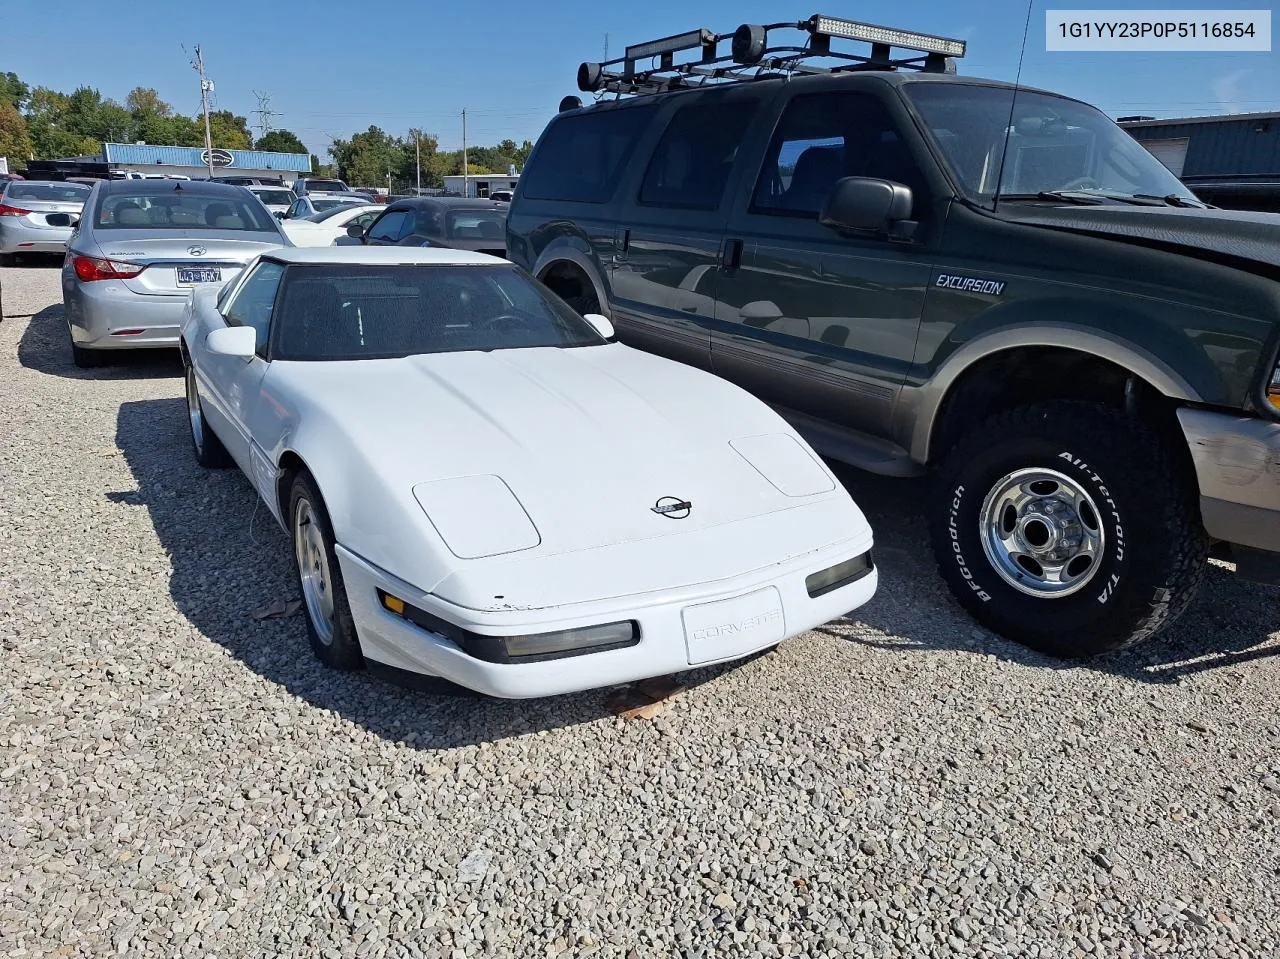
[928,401,1207,658]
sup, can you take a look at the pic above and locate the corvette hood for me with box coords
[998,203,1280,270]
[271,344,847,559]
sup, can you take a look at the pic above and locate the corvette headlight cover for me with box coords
[413,475,540,559]
[731,434,836,497]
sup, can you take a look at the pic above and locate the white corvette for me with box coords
[180,247,876,698]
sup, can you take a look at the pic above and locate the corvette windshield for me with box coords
[272,264,606,361]
[904,84,1200,206]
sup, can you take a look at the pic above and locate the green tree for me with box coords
[256,129,308,154]
[330,125,404,187]
[0,72,30,111]
[26,88,99,158]
[207,110,252,150]
[0,102,34,161]
[399,129,443,188]
[126,87,172,118]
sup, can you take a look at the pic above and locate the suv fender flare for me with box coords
[531,244,611,316]
[907,324,1204,463]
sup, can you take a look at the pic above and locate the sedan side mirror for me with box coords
[583,312,616,341]
[346,224,367,239]
[206,326,258,360]
[819,177,917,241]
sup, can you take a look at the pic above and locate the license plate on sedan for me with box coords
[177,267,222,285]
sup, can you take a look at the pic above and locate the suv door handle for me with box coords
[721,238,743,271]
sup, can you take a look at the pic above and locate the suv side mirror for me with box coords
[819,177,917,241]
[346,224,367,239]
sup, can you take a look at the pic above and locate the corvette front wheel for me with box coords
[289,473,363,671]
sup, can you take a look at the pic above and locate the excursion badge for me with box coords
[934,273,1006,296]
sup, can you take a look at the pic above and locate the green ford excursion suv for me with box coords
[507,17,1280,658]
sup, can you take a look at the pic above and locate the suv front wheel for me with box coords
[928,400,1207,657]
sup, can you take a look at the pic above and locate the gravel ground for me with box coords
[2,262,1279,959]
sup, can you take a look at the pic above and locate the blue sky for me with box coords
[4,0,1278,158]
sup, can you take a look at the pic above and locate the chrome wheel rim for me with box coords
[185,367,204,452]
[979,468,1105,598]
[294,498,336,644]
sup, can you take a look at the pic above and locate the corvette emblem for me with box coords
[187,245,207,256]
[651,496,692,519]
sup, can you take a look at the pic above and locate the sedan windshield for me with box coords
[5,182,91,203]
[904,84,1201,206]
[272,264,605,361]
[95,191,280,231]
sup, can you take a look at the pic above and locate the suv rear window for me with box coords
[304,180,347,192]
[639,99,755,210]
[521,105,657,204]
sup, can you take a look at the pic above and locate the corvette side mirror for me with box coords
[583,312,615,341]
[206,326,258,360]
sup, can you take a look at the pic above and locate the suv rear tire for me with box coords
[928,400,1207,657]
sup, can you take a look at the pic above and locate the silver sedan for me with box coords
[62,178,289,368]
[0,180,92,265]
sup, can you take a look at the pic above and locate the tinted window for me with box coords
[224,260,285,355]
[251,189,294,205]
[367,210,409,241]
[95,191,280,232]
[351,210,381,229]
[904,84,1200,206]
[272,264,605,361]
[5,182,91,203]
[304,179,347,192]
[446,210,505,240]
[640,100,755,209]
[521,105,658,203]
[752,92,928,217]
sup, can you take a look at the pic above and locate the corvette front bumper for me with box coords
[335,534,876,699]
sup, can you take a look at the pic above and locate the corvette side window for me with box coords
[223,261,285,357]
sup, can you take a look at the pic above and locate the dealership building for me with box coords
[100,142,311,181]
[23,143,311,183]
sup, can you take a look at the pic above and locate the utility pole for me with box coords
[415,132,421,194]
[462,109,468,198]
[193,45,215,178]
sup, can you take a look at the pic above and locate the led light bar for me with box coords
[626,28,715,63]
[808,15,966,58]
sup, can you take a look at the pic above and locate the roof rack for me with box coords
[574,15,966,101]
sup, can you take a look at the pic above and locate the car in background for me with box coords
[283,193,369,220]
[1181,174,1280,214]
[214,176,289,187]
[62,178,289,368]
[350,187,389,203]
[281,203,382,247]
[489,189,514,203]
[179,245,876,697]
[341,197,509,257]
[248,185,296,219]
[0,179,92,266]
[293,177,352,196]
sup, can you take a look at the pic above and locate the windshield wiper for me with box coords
[998,191,1109,205]
[1131,193,1207,209]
